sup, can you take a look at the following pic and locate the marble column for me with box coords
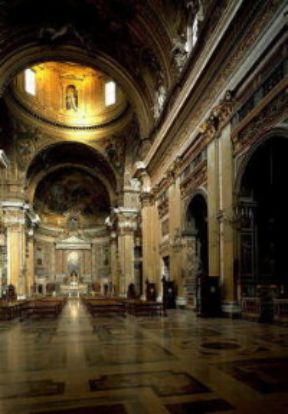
[26,235,35,297]
[218,124,240,316]
[110,231,119,295]
[2,201,27,297]
[140,192,154,289]
[207,139,220,278]
[168,176,184,305]
[116,208,138,296]
[91,242,97,282]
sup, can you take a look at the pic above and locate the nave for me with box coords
[1,300,288,414]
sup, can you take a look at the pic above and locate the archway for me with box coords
[183,192,208,309]
[237,136,288,313]
[186,193,208,274]
[25,141,115,297]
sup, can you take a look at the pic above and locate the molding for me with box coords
[1,200,27,209]
[176,296,188,308]
[221,301,241,317]
[56,235,91,250]
[7,90,131,132]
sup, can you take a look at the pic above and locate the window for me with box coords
[24,68,36,96]
[105,81,116,106]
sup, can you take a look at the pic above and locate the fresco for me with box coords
[34,167,110,227]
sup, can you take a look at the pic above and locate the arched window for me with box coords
[24,68,36,96]
[105,81,116,106]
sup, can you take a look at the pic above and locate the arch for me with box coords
[27,163,117,208]
[25,141,118,206]
[183,187,208,230]
[234,126,288,199]
[184,191,208,274]
[0,45,153,137]
[235,132,288,302]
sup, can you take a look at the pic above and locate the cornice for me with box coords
[6,89,131,132]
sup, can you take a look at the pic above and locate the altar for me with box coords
[56,235,92,296]
[60,282,88,297]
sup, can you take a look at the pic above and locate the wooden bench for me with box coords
[126,300,164,317]
[20,301,63,319]
[0,300,31,320]
[83,297,126,317]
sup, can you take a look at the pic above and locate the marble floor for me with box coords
[1,300,288,414]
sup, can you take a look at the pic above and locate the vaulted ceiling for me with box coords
[0,0,211,227]
[0,0,197,136]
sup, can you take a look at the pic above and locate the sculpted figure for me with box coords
[172,34,188,71]
[153,82,167,120]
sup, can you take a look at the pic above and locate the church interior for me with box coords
[0,0,288,413]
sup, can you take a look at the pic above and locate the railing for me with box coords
[241,296,288,322]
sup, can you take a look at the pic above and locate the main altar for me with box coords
[56,235,91,296]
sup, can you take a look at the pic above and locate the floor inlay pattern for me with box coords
[165,398,234,414]
[217,357,288,393]
[34,403,127,414]
[1,299,288,413]
[89,370,210,396]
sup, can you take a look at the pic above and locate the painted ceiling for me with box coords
[34,167,110,228]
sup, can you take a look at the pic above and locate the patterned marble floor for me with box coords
[1,299,288,414]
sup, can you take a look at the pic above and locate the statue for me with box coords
[66,85,78,112]
[70,271,78,285]
[171,34,188,71]
[38,23,89,49]
[153,81,167,120]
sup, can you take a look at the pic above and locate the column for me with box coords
[207,139,220,278]
[116,208,138,296]
[2,201,27,298]
[26,236,34,297]
[110,231,119,295]
[218,124,239,315]
[140,192,154,287]
[168,175,184,305]
[150,201,161,294]
[91,242,97,282]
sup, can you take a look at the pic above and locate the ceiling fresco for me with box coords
[34,167,110,228]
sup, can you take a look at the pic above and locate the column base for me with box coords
[176,296,187,309]
[221,301,241,318]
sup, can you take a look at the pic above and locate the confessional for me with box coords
[162,277,176,309]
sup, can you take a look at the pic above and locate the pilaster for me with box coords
[218,123,236,308]
[207,139,220,278]
[1,201,27,297]
[115,208,138,296]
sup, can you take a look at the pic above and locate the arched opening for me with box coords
[237,136,288,319]
[182,193,208,310]
[24,141,116,297]
[26,141,118,204]
[186,194,208,274]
